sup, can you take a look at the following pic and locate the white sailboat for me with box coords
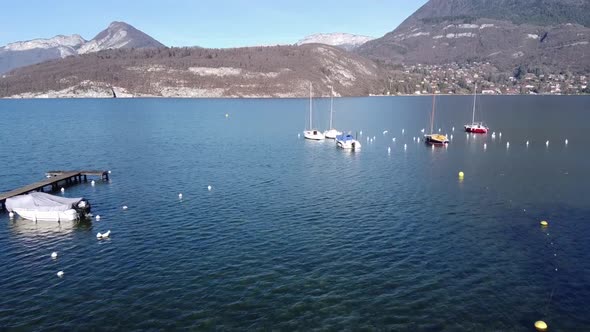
[324,86,342,139]
[304,83,325,140]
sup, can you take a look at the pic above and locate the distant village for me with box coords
[383,62,589,96]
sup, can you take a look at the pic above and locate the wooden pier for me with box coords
[0,170,108,210]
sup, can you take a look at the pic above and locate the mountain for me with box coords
[0,44,384,98]
[296,33,373,51]
[78,21,165,54]
[358,0,590,73]
[0,22,165,74]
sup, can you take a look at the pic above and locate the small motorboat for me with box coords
[5,192,91,222]
[336,134,361,150]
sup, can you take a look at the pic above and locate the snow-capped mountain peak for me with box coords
[296,33,374,51]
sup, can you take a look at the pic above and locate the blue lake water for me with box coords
[0,96,589,330]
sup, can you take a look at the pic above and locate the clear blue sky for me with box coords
[0,0,427,48]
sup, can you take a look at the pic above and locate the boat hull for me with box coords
[304,130,325,140]
[464,124,488,134]
[13,208,79,222]
[424,134,449,145]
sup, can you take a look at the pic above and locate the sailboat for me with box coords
[303,83,325,140]
[464,83,489,134]
[324,86,342,139]
[424,95,449,145]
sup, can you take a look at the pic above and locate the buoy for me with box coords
[108,170,112,174]
[178,193,183,199]
[207,185,212,191]
[506,142,510,148]
[402,129,405,134]
[565,139,568,145]
[91,180,95,186]
[540,220,549,227]
[413,137,416,141]
[387,147,391,154]
[95,215,101,221]
[51,252,58,259]
[392,138,396,142]
[534,320,548,331]
[417,138,421,143]
[373,135,376,140]
[60,187,65,193]
[404,144,407,150]
[459,171,465,178]
[438,128,441,132]
[297,133,300,138]
[484,143,487,149]
[526,140,529,146]
[370,138,374,143]
[57,271,64,278]
[499,132,502,137]
[450,135,453,140]
[225,113,229,118]
[546,140,549,147]
[122,205,128,210]
[421,128,425,133]
[9,212,14,218]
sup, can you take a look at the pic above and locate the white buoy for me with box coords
[207,185,212,191]
[438,128,441,132]
[499,132,502,138]
[122,205,128,210]
[484,143,487,149]
[387,147,391,154]
[108,170,112,174]
[402,129,405,134]
[565,139,568,145]
[417,137,421,143]
[297,133,300,138]
[413,137,416,141]
[421,128,425,133]
[506,142,510,148]
[526,140,530,146]
[95,215,101,221]
[383,130,388,135]
[452,127,455,132]
[178,193,183,199]
[60,187,65,193]
[225,113,229,118]
[450,135,453,141]
[9,212,14,218]
[373,135,376,140]
[51,252,58,259]
[370,138,374,143]
[366,137,370,142]
[404,144,407,150]
[546,140,550,147]
[57,271,64,278]
[392,137,396,142]
[91,180,95,186]
[360,130,363,136]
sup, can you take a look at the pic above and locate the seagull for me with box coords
[51,252,58,259]
[95,215,101,221]
[60,187,65,193]
[97,230,111,240]
[57,271,64,278]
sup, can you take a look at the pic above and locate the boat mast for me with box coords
[309,82,313,130]
[431,95,436,134]
[472,83,477,123]
[330,86,334,129]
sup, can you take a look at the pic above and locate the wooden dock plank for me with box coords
[0,172,80,201]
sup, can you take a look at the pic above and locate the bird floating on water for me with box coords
[421,128,425,133]
[95,215,101,221]
[51,252,58,259]
[97,230,111,240]
[452,127,455,132]
[122,206,128,210]
[526,140,530,146]
[57,271,64,278]
[9,212,14,218]
[60,187,65,193]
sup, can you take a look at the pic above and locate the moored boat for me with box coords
[336,134,361,150]
[6,192,91,222]
[464,83,489,134]
[424,95,449,145]
[303,83,325,140]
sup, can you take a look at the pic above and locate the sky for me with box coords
[0,0,428,48]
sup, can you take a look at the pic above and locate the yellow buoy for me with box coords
[458,171,465,178]
[534,320,548,331]
[540,220,549,227]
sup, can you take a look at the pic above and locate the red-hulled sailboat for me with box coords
[464,83,489,134]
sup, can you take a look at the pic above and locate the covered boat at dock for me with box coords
[6,192,91,221]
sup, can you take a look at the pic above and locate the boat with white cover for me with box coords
[336,134,361,150]
[5,192,91,222]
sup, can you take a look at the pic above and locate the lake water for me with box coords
[0,96,588,331]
